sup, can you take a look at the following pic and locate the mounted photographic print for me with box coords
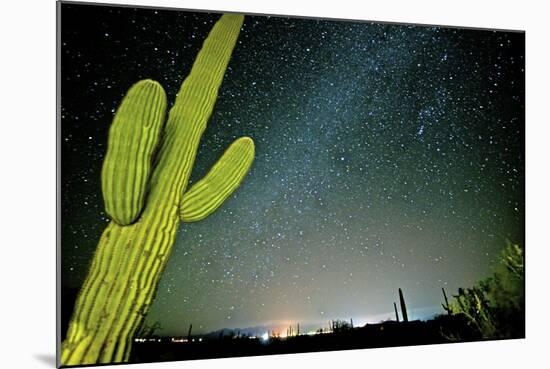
[58,1,525,367]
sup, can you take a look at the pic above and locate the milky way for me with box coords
[61,3,524,335]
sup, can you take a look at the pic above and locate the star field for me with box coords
[61,4,524,336]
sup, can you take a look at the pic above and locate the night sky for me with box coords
[61,3,524,336]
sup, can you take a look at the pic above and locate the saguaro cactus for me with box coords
[399,288,409,322]
[61,14,253,366]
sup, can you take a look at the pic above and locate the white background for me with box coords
[0,0,548,368]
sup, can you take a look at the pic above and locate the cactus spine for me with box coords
[61,14,252,366]
[399,288,409,322]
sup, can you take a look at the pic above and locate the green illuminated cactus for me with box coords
[61,14,253,366]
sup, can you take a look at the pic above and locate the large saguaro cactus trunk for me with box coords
[61,14,254,366]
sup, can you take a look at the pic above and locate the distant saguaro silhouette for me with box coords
[399,288,409,322]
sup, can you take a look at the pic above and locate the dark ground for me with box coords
[129,315,507,364]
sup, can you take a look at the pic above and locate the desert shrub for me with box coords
[449,243,524,339]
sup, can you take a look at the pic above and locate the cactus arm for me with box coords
[101,80,167,225]
[180,136,255,222]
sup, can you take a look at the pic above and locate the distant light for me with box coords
[171,338,187,343]
[261,332,269,341]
